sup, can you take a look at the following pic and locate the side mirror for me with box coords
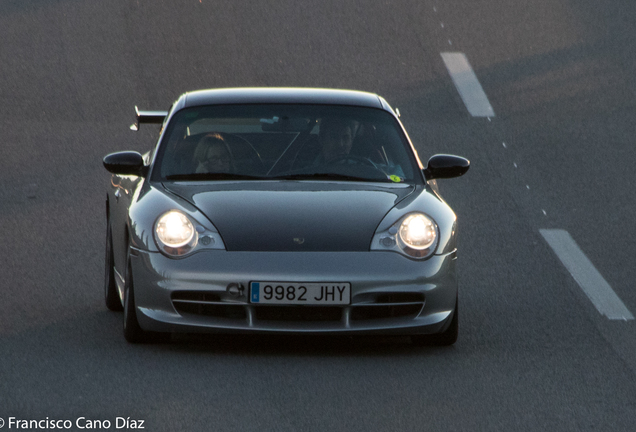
[103,151,146,176]
[424,154,470,180]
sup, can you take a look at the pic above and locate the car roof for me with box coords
[181,88,385,109]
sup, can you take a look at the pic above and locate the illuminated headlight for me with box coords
[371,212,439,259]
[398,214,436,250]
[155,210,198,256]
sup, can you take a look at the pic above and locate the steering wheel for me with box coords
[329,154,380,169]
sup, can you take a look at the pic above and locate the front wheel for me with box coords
[411,300,458,346]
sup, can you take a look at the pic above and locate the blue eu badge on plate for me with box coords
[251,283,260,302]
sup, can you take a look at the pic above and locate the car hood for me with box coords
[163,181,415,251]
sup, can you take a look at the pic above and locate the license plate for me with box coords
[250,282,351,305]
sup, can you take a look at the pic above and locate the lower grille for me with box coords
[254,306,342,322]
[170,291,424,325]
[172,291,222,302]
[172,291,246,320]
[350,292,424,321]
[173,302,247,320]
[350,304,422,321]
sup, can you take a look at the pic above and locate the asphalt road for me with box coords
[1,0,636,431]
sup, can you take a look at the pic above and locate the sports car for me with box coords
[103,88,469,344]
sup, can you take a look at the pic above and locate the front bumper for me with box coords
[130,248,458,335]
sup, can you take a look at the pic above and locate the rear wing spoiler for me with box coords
[130,106,168,131]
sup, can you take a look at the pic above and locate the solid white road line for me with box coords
[540,229,634,320]
[441,52,495,117]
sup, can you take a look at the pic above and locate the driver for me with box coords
[193,133,234,173]
[315,118,357,164]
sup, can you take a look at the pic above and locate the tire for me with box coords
[123,258,150,343]
[104,223,123,311]
[411,299,458,347]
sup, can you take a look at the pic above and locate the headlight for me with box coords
[370,212,439,259]
[398,214,436,250]
[155,210,198,256]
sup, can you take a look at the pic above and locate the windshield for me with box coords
[153,104,420,184]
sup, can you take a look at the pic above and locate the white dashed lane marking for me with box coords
[436,18,627,318]
[441,52,495,117]
[540,229,634,320]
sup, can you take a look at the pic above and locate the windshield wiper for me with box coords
[270,172,388,182]
[165,173,269,181]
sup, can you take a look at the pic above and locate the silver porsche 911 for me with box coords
[103,88,469,345]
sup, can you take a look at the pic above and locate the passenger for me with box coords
[315,118,357,164]
[193,133,233,173]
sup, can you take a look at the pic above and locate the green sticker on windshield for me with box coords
[389,175,403,183]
